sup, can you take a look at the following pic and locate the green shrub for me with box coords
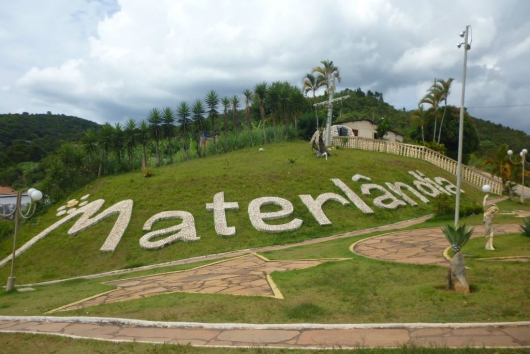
[521,217,530,237]
[0,220,14,241]
[432,194,454,216]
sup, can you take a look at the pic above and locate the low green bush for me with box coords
[521,217,530,237]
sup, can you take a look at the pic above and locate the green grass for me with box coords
[1,142,529,352]
[0,141,487,284]
[1,223,528,324]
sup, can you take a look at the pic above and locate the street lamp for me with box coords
[507,148,528,203]
[454,25,471,227]
[0,188,42,291]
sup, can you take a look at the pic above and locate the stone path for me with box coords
[50,254,347,313]
[2,214,529,349]
[352,224,522,266]
[1,317,529,349]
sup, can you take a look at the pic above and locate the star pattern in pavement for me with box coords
[50,253,347,313]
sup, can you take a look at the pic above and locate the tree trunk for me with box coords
[449,252,470,293]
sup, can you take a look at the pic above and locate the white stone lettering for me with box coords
[140,211,200,249]
[385,182,429,205]
[206,192,239,237]
[248,197,303,233]
[434,177,463,195]
[0,199,133,267]
[360,184,407,209]
[331,179,374,214]
[299,193,350,225]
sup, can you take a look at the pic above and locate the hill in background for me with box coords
[0,113,100,186]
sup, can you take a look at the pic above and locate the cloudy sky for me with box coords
[2,0,529,133]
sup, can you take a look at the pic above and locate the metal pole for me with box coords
[325,76,334,147]
[6,191,21,291]
[521,152,526,204]
[454,25,469,228]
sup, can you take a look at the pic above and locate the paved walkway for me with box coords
[2,215,529,349]
[1,317,529,349]
[352,224,523,266]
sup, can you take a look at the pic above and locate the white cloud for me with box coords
[0,0,529,133]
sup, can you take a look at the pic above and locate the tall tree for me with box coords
[482,144,513,188]
[420,79,443,142]
[138,120,151,168]
[231,95,240,132]
[410,105,428,145]
[113,122,124,165]
[312,60,341,141]
[148,108,163,166]
[266,82,281,136]
[312,59,341,93]
[177,101,191,160]
[124,118,137,165]
[243,89,254,146]
[98,122,114,174]
[221,97,230,153]
[302,73,320,128]
[192,99,206,157]
[162,107,176,163]
[254,82,268,144]
[289,86,306,137]
[82,128,98,166]
[205,90,220,155]
[434,78,454,143]
[138,120,150,168]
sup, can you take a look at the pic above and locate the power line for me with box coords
[467,103,530,109]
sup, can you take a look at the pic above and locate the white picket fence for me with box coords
[332,136,503,195]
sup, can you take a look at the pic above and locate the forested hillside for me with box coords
[0,113,100,187]
[0,113,100,168]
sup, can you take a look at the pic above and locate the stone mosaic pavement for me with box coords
[1,317,529,349]
[50,254,347,313]
[1,212,529,349]
[352,224,523,266]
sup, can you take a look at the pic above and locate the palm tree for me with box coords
[177,101,191,160]
[113,122,124,165]
[420,79,443,142]
[243,89,254,146]
[313,60,341,138]
[221,97,230,153]
[434,78,454,143]
[205,90,220,155]
[138,120,150,168]
[482,144,513,188]
[82,128,99,169]
[148,108,163,166]
[192,99,206,157]
[302,73,320,128]
[231,95,240,132]
[98,122,114,173]
[162,107,176,163]
[124,118,137,166]
[82,128,100,177]
[442,224,474,293]
[312,59,341,93]
[254,82,268,144]
[410,105,428,145]
[289,86,306,138]
[266,82,281,136]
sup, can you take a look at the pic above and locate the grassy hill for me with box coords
[0,141,485,284]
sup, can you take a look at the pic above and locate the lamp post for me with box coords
[1,188,42,291]
[507,148,528,203]
[454,25,471,227]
